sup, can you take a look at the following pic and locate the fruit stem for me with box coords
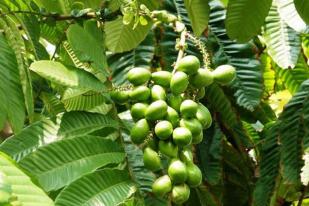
[173,29,187,74]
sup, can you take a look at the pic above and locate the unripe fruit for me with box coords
[180,100,198,118]
[180,118,203,137]
[192,131,203,144]
[152,175,172,197]
[159,140,178,158]
[196,87,205,100]
[212,64,236,85]
[190,68,213,88]
[145,100,168,121]
[130,103,148,120]
[196,103,212,129]
[155,121,173,140]
[179,148,193,163]
[168,159,187,183]
[110,90,129,105]
[166,107,179,127]
[176,55,200,75]
[173,127,192,147]
[143,147,161,172]
[170,71,189,95]
[167,94,183,111]
[129,86,150,101]
[171,184,190,204]
[151,85,166,101]
[186,163,202,187]
[130,119,149,144]
[152,71,172,87]
[127,67,151,85]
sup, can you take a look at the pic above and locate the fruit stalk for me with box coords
[173,29,187,74]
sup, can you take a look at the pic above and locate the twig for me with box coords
[297,185,308,206]
[173,29,187,74]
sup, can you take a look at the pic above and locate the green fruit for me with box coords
[159,140,178,158]
[180,118,203,137]
[0,173,11,204]
[130,119,149,144]
[110,90,129,105]
[171,184,190,204]
[192,131,203,144]
[151,85,166,101]
[152,71,172,87]
[179,148,193,163]
[145,100,168,121]
[190,68,213,88]
[127,67,151,85]
[180,100,198,118]
[129,86,150,101]
[196,87,205,100]
[212,64,236,85]
[143,147,162,172]
[186,163,202,187]
[196,103,212,129]
[130,103,148,120]
[168,159,187,184]
[152,175,172,197]
[167,94,183,111]
[173,127,192,146]
[176,55,200,75]
[155,120,173,140]
[170,72,189,95]
[166,107,179,127]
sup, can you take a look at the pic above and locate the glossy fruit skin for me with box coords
[151,71,172,87]
[180,118,203,137]
[196,103,212,129]
[151,85,166,101]
[171,184,190,204]
[167,94,183,111]
[212,64,236,85]
[170,72,189,95]
[180,100,198,118]
[130,103,148,120]
[168,159,188,183]
[152,175,172,197]
[155,120,173,140]
[190,68,213,88]
[176,55,200,75]
[192,131,203,144]
[143,147,162,172]
[127,67,151,85]
[173,127,192,146]
[179,148,193,163]
[186,163,202,187]
[110,90,129,105]
[129,86,150,101]
[159,141,178,158]
[166,107,179,127]
[130,119,149,144]
[145,100,168,121]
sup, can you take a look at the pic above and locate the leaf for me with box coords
[294,0,309,25]
[262,3,301,69]
[30,60,105,91]
[105,17,152,53]
[226,0,272,42]
[184,0,210,36]
[33,0,70,13]
[0,151,54,206]
[55,169,136,206]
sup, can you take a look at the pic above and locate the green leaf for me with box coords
[105,17,152,53]
[184,0,210,36]
[55,169,136,206]
[226,0,272,42]
[294,0,309,25]
[0,151,54,206]
[19,136,125,191]
[40,92,66,116]
[33,0,70,13]
[30,60,105,91]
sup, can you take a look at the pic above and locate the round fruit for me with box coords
[212,64,236,85]
[180,100,198,118]
[190,68,213,88]
[196,87,205,100]
[155,121,173,140]
[145,100,168,121]
[159,141,178,158]
[196,103,212,129]
[152,71,172,87]
[151,85,166,101]
[179,148,193,163]
[152,175,172,197]
[180,118,203,137]
[173,127,192,146]
[130,103,148,120]
[129,86,150,101]
[143,147,162,172]
[110,90,129,105]
[192,131,203,144]
[127,67,151,85]
[170,71,189,95]
[166,107,179,127]
[130,119,149,144]
[167,94,183,111]
[176,55,200,75]
[186,163,202,187]
[168,159,187,183]
[171,184,190,204]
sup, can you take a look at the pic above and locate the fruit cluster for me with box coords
[111,55,236,204]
